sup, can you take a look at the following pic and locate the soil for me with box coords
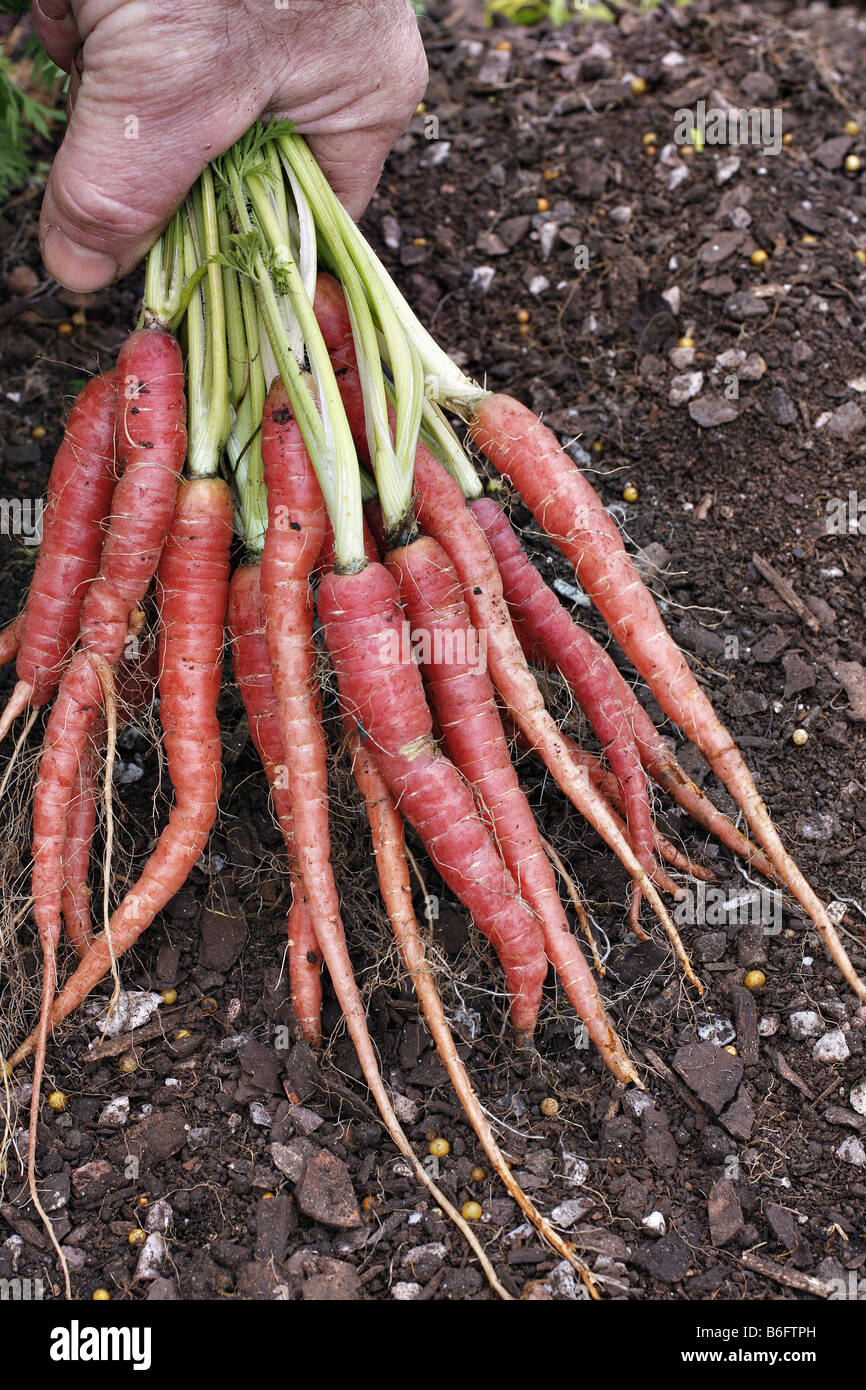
[1,0,865,1304]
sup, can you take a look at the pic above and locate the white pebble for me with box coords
[550,1197,593,1228]
[135,1233,168,1280]
[669,370,704,407]
[98,1096,130,1127]
[758,1014,780,1038]
[470,266,495,293]
[812,1029,850,1064]
[849,1081,866,1116]
[836,1136,866,1168]
[392,1282,423,1300]
[788,1010,824,1040]
[642,1211,667,1236]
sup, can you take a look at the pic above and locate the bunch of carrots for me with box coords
[1,122,863,1300]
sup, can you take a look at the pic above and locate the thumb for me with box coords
[39,78,254,291]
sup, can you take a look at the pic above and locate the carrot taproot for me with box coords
[11,476,231,1065]
[471,495,656,928]
[0,373,117,741]
[347,721,605,1290]
[312,280,699,990]
[478,502,773,880]
[319,557,550,1041]
[469,394,863,999]
[386,533,638,1080]
[228,560,321,1046]
[0,615,23,669]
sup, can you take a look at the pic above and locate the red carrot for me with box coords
[228,560,321,1046]
[13,476,231,1060]
[313,279,698,990]
[319,557,550,1040]
[0,373,117,741]
[0,615,23,669]
[471,496,656,926]
[387,533,637,1080]
[469,394,863,999]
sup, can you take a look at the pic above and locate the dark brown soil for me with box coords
[1,0,865,1304]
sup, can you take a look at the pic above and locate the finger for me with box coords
[39,76,260,291]
[32,0,81,75]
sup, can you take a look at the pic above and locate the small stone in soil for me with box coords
[708,1177,744,1247]
[689,396,740,427]
[632,1232,692,1284]
[812,1030,850,1063]
[836,1137,866,1167]
[788,1010,824,1040]
[673,1041,744,1114]
[295,1149,361,1230]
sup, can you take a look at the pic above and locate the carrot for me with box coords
[347,722,602,1292]
[471,496,656,929]
[313,281,699,991]
[469,394,864,1000]
[0,615,23,669]
[478,503,773,880]
[319,557,550,1041]
[386,533,638,1081]
[228,560,321,1047]
[60,730,101,959]
[0,373,117,741]
[12,476,232,1063]
[59,620,159,962]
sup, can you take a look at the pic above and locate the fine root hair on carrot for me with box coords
[93,655,122,1032]
[541,836,607,978]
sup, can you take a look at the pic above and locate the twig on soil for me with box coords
[741,1250,835,1298]
[751,553,820,635]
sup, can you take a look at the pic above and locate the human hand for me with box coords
[33,0,427,291]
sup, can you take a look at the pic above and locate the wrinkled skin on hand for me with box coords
[34,0,428,290]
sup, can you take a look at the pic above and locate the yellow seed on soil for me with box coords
[681,143,694,156]
[536,197,549,213]
[845,154,862,173]
[750,248,769,266]
[677,336,695,349]
[429,1137,450,1158]
[792,728,808,746]
[128,1228,146,1247]
[540,1097,559,1117]
[744,970,766,991]
[496,38,512,52]
[415,102,426,115]
[623,484,639,503]
[71,309,87,326]
[470,1166,486,1183]
[801,234,819,246]
[519,323,530,337]
[591,440,603,454]
[262,1192,275,1200]
[92,1289,110,1301]
[119,1053,138,1074]
[543,168,560,182]
[782,132,794,146]
[724,1045,738,1056]
[361,1195,375,1212]
[642,132,658,146]
[31,425,46,439]
[47,1090,67,1111]
[516,308,530,324]
[845,120,861,137]
[630,76,647,96]
[173,1028,190,1041]
[201,997,218,1014]
[461,1201,483,1221]
[160,988,177,1005]
[856,249,866,264]
[137,1196,149,1207]
[412,236,427,247]
[57,321,74,336]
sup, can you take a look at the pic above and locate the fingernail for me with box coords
[40,226,119,292]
